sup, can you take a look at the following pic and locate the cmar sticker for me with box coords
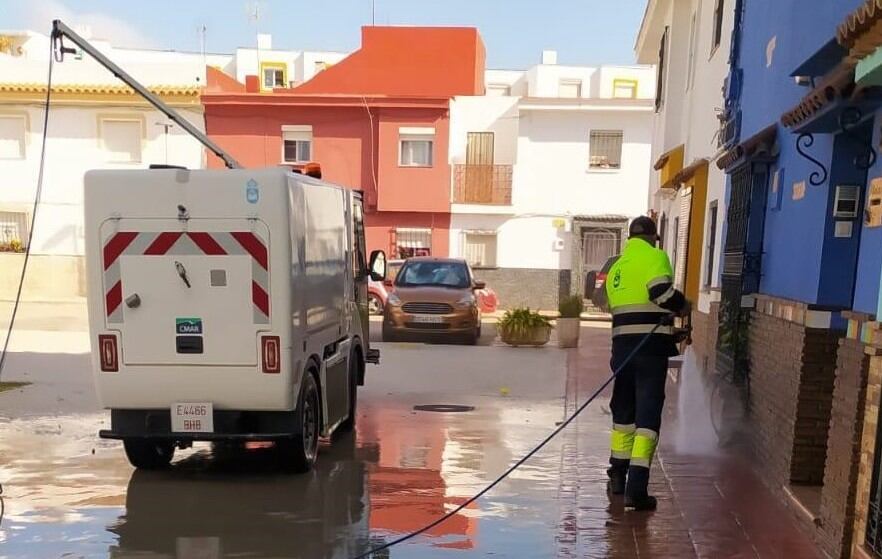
[246,179,259,204]
[176,317,203,335]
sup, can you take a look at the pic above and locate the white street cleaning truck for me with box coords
[85,167,385,472]
[48,20,385,472]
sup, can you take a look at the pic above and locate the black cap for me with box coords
[629,216,658,238]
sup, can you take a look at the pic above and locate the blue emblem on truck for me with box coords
[176,317,203,335]
[246,179,259,204]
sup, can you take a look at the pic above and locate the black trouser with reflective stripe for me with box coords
[609,347,668,498]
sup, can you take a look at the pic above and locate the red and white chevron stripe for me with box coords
[102,231,270,324]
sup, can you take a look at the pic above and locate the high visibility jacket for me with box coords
[605,238,686,355]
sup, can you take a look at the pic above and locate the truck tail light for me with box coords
[261,336,281,374]
[98,334,119,372]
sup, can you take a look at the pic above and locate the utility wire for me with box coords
[0,35,55,381]
[352,321,664,558]
[0,29,56,532]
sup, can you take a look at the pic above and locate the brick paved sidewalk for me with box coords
[557,326,822,558]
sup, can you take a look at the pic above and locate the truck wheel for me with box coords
[123,438,175,470]
[278,371,320,473]
[337,351,359,434]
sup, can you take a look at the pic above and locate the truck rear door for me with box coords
[100,219,271,367]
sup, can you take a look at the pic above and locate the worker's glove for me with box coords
[678,299,693,318]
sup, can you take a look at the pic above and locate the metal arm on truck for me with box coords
[50,19,241,169]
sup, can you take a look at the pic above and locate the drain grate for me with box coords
[413,404,475,413]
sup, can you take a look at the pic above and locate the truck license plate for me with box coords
[171,402,214,433]
[411,315,444,324]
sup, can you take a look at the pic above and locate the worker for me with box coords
[605,216,689,511]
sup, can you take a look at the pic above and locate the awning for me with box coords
[668,158,709,186]
[780,66,859,131]
[654,144,684,189]
[717,124,778,170]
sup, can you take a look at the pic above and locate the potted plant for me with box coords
[498,307,553,347]
[557,294,584,348]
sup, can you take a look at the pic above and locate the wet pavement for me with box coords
[0,319,821,558]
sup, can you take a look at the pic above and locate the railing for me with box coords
[453,164,513,205]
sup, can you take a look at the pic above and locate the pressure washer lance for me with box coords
[352,315,678,559]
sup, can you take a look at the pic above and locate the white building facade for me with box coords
[635,0,735,366]
[0,30,207,300]
[448,55,656,309]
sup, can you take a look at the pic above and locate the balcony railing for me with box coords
[453,164,513,205]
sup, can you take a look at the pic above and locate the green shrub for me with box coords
[498,307,553,339]
[558,294,584,318]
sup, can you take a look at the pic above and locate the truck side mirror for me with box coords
[473,280,486,290]
[368,250,386,281]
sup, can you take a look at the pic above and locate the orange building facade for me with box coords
[202,26,486,259]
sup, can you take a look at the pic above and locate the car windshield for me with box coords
[396,261,470,289]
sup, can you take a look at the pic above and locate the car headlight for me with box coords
[387,293,402,306]
[455,294,476,308]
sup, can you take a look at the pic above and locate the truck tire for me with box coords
[123,438,175,470]
[278,371,320,473]
[337,350,360,434]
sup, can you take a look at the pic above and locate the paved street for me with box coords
[0,313,820,558]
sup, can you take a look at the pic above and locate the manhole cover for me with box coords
[413,404,475,413]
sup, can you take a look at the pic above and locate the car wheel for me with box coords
[368,294,383,315]
[278,371,320,473]
[123,438,175,470]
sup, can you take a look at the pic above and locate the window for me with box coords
[705,201,718,287]
[466,132,495,165]
[464,232,497,268]
[559,79,582,98]
[100,118,142,163]
[0,115,26,159]
[260,62,287,90]
[712,0,725,53]
[486,84,511,96]
[686,12,698,90]
[395,227,431,259]
[0,211,28,250]
[656,27,668,111]
[282,125,313,164]
[589,130,623,169]
[399,128,434,167]
[612,79,638,99]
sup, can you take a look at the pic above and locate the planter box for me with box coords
[500,325,551,347]
[557,317,581,348]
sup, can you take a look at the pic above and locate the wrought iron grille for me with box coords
[716,164,767,383]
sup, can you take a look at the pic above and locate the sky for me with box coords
[3,0,649,69]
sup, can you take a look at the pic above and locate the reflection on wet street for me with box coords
[0,328,581,558]
[0,324,821,558]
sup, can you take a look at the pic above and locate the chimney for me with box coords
[245,75,260,93]
[257,33,272,50]
[542,50,558,65]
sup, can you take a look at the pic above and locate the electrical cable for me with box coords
[351,320,665,559]
[0,30,56,532]
[0,35,55,382]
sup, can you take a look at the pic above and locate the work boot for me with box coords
[606,468,626,495]
[624,494,658,511]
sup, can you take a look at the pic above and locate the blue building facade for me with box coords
[716,1,882,556]
[724,0,881,314]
